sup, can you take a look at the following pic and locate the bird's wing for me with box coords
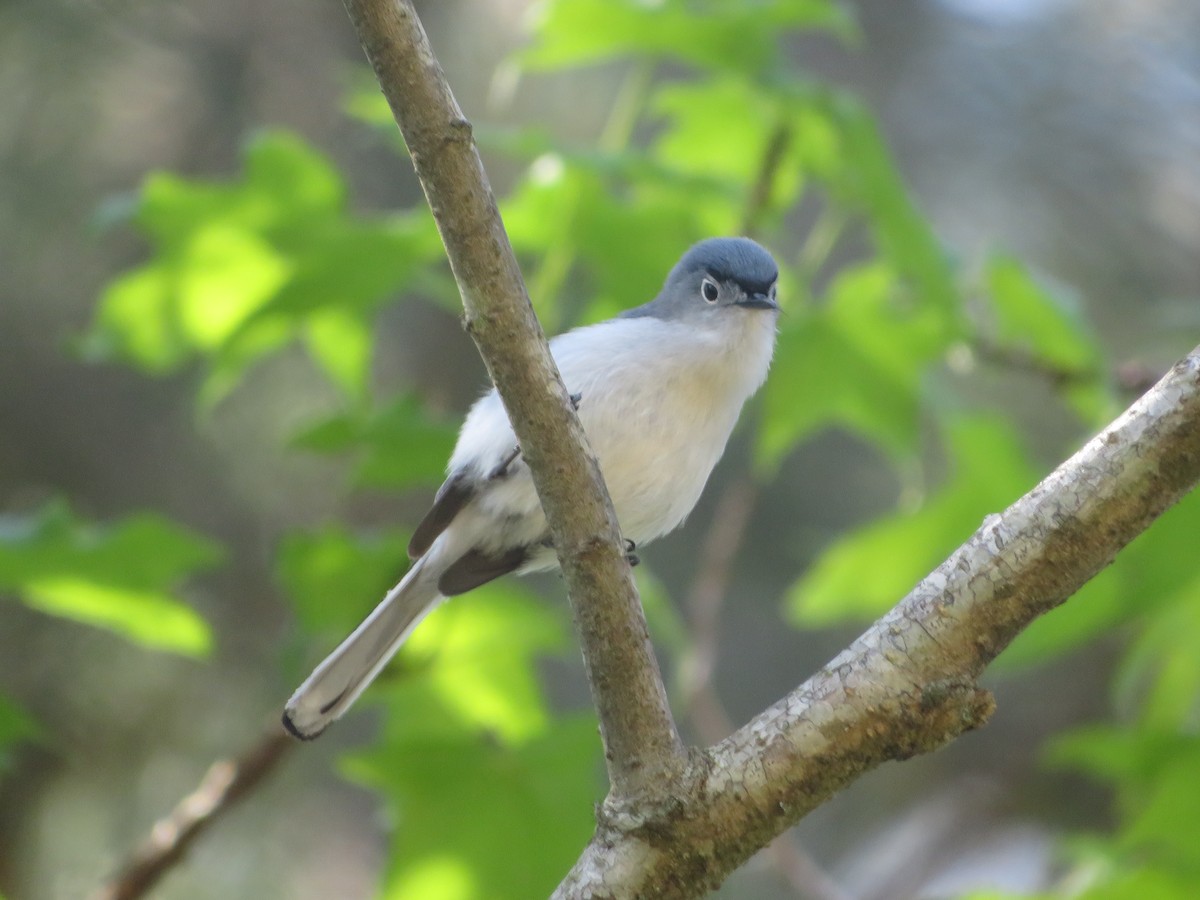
[437,544,529,595]
[407,471,476,559]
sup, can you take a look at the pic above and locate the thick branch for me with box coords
[340,0,684,796]
[556,348,1200,897]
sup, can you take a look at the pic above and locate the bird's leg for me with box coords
[488,395,579,481]
[488,444,522,480]
[624,538,640,568]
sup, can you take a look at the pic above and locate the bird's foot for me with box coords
[624,538,640,567]
[488,444,522,480]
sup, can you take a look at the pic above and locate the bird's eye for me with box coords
[701,277,720,303]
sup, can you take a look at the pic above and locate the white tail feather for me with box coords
[283,556,443,739]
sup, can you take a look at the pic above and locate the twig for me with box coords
[971,337,1097,387]
[1114,360,1164,395]
[972,339,1167,397]
[340,0,684,799]
[680,476,852,900]
[740,120,792,239]
[91,725,293,900]
[679,475,755,737]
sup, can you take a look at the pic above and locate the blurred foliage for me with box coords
[787,415,1042,625]
[1,0,1195,896]
[0,500,219,656]
[519,0,855,74]
[80,131,445,406]
[349,584,599,900]
[291,393,458,491]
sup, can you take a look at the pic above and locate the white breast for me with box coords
[446,309,777,560]
[552,312,776,542]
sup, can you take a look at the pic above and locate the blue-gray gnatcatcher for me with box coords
[284,237,780,739]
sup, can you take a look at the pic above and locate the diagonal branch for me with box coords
[555,349,1200,897]
[90,726,293,900]
[339,0,684,798]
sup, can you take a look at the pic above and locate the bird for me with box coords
[283,236,781,739]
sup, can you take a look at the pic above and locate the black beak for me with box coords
[735,292,779,311]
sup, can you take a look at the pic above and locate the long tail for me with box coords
[283,555,442,739]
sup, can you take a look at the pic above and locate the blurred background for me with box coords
[0,0,1198,898]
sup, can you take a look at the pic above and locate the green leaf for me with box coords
[1046,727,1200,894]
[21,578,211,655]
[344,69,403,134]
[290,393,458,491]
[339,582,595,899]
[796,96,961,326]
[783,406,1149,668]
[786,416,1038,625]
[500,148,738,325]
[760,308,915,467]
[174,225,294,350]
[759,261,947,469]
[1121,752,1200,868]
[402,583,568,743]
[278,533,564,737]
[1078,868,1200,900]
[985,256,1098,374]
[1109,499,1200,729]
[304,307,373,401]
[1103,492,1200,631]
[522,0,854,77]
[83,130,444,403]
[0,502,219,656]
[983,255,1111,422]
[1045,726,1196,791]
[277,525,411,637]
[1122,601,1200,730]
[651,76,802,211]
[287,565,568,745]
[351,715,600,900]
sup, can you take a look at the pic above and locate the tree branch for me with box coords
[555,348,1200,897]
[339,0,684,798]
[90,726,293,900]
[679,475,754,739]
